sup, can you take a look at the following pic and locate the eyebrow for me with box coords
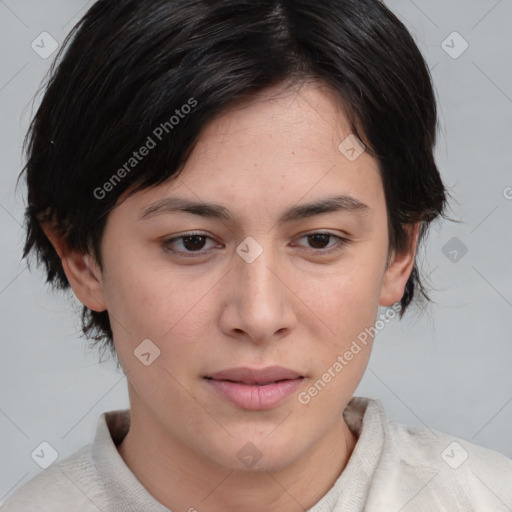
[138,194,369,224]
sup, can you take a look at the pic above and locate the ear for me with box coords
[41,223,107,312]
[379,223,420,307]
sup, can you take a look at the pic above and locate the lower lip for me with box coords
[205,378,303,410]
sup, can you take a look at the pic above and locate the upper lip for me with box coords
[205,366,303,385]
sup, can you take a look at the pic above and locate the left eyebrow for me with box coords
[137,194,370,223]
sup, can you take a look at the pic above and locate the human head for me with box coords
[18,0,451,481]
[21,0,447,361]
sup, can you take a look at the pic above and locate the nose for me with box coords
[219,237,297,345]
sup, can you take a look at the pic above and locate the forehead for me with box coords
[115,81,384,223]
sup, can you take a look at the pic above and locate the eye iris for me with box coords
[183,235,206,251]
[308,234,330,249]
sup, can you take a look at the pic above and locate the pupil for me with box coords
[183,235,205,251]
[309,234,329,249]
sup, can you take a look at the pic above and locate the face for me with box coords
[54,80,416,473]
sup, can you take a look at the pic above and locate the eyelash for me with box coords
[161,231,350,258]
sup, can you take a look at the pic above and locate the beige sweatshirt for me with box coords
[2,396,511,511]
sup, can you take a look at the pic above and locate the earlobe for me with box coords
[41,223,107,312]
[379,223,420,307]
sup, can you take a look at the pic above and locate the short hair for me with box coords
[20,0,449,358]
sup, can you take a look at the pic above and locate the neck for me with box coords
[117,396,358,512]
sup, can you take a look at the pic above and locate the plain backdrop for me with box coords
[1,0,511,505]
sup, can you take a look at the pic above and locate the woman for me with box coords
[3,0,511,510]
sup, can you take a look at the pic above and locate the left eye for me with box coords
[295,232,347,252]
[162,231,348,257]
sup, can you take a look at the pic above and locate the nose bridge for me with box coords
[230,234,291,339]
[236,234,280,299]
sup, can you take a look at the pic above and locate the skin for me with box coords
[43,79,419,512]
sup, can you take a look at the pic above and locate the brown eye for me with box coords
[307,233,332,250]
[162,232,217,257]
[295,232,350,254]
[181,235,207,251]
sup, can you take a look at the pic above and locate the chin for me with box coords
[207,434,306,474]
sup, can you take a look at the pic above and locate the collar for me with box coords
[91,396,387,511]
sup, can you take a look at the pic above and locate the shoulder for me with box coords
[1,444,107,512]
[387,419,512,476]
[378,419,512,510]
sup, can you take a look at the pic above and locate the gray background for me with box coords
[1,0,511,505]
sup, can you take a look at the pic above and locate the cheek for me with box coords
[102,249,218,359]
[101,259,162,337]
[300,265,382,407]
[305,256,384,342]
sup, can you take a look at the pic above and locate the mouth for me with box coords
[204,365,303,384]
[203,366,304,410]
[204,377,301,386]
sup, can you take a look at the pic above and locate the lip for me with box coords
[204,366,304,410]
[205,365,303,385]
